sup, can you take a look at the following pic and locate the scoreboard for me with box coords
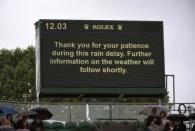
[35,19,165,97]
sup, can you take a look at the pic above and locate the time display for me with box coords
[45,22,67,30]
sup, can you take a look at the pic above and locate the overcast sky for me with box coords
[0,0,194,103]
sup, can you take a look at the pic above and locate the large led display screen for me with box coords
[35,20,165,97]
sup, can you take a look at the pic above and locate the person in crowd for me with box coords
[29,116,44,131]
[159,111,167,130]
[1,117,11,127]
[191,124,195,131]
[0,117,3,126]
[164,119,186,131]
[180,120,186,131]
[164,119,175,131]
[0,117,15,131]
[16,116,29,130]
[6,114,16,129]
[176,120,186,131]
[146,107,161,131]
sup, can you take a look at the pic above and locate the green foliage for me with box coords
[0,46,36,102]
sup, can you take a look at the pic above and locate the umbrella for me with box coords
[140,106,167,115]
[167,114,189,121]
[30,107,53,120]
[0,105,17,116]
[189,113,195,120]
[17,111,38,118]
[16,129,31,131]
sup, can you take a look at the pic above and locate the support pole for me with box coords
[165,74,176,109]
[109,104,112,121]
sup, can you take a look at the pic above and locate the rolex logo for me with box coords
[84,24,89,30]
[117,24,123,30]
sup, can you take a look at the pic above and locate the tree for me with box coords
[0,46,36,102]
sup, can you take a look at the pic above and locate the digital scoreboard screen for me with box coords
[35,19,165,97]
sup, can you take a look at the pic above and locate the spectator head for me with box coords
[22,116,28,121]
[151,107,157,116]
[34,116,41,123]
[6,114,12,119]
[1,118,11,126]
[160,111,167,118]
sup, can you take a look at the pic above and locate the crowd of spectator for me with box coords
[146,107,188,131]
[0,114,44,131]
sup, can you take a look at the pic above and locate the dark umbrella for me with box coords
[140,106,167,115]
[0,105,17,116]
[189,113,195,120]
[16,129,31,131]
[30,107,53,120]
[17,111,38,118]
[167,114,189,121]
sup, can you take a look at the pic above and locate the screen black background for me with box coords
[39,20,165,88]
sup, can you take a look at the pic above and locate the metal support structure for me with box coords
[165,75,168,91]
[173,75,175,108]
[165,74,175,109]
[68,105,72,122]
[109,104,113,121]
